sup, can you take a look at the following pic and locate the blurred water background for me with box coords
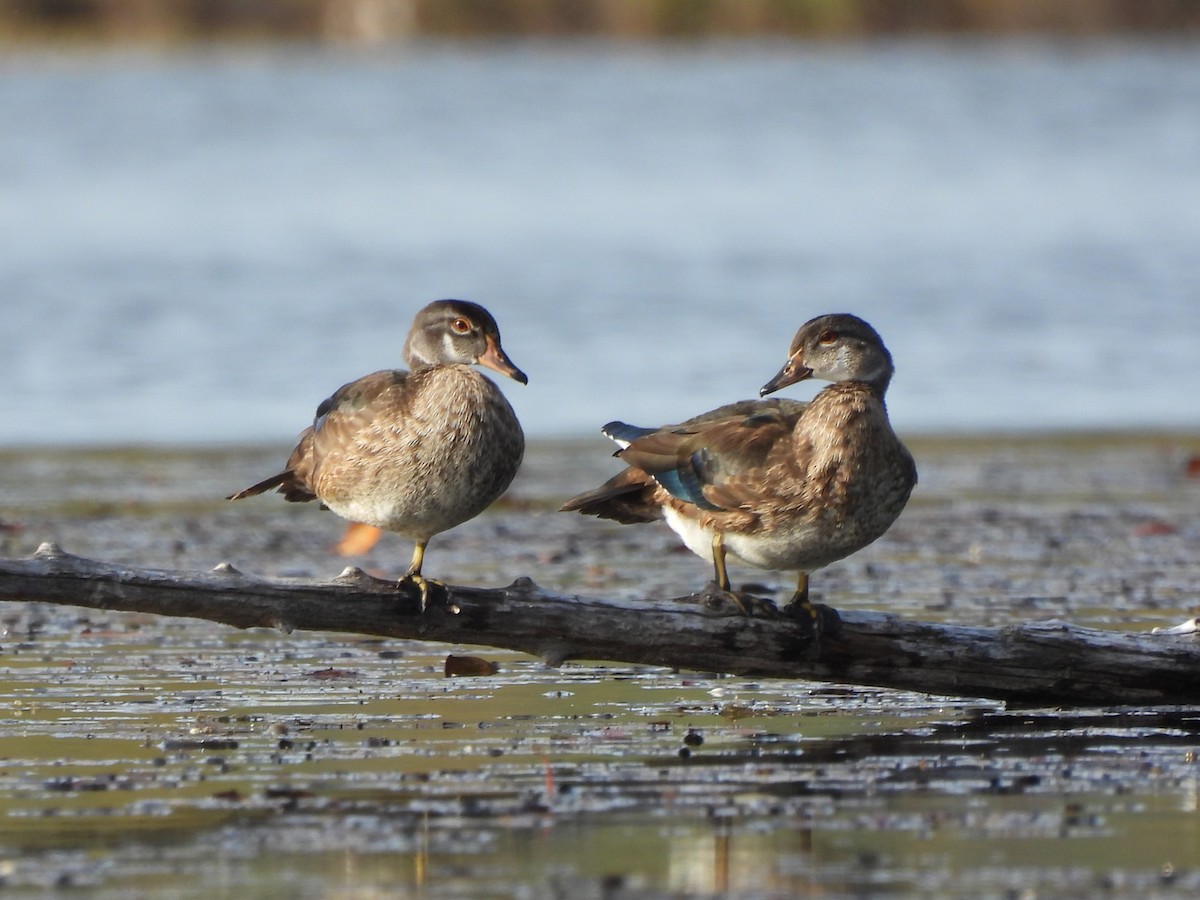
[2,37,1198,446]
[2,11,1200,896]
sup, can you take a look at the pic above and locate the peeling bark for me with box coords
[1,543,1197,707]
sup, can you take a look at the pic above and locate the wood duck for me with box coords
[230,299,527,608]
[562,313,916,625]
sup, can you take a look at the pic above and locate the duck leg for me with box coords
[783,571,841,637]
[712,533,731,592]
[791,571,809,607]
[706,533,776,616]
[400,539,443,611]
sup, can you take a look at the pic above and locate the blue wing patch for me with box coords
[654,470,717,510]
[654,449,722,510]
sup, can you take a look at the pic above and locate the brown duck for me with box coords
[562,313,916,624]
[229,299,527,607]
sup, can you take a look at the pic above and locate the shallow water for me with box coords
[2,40,1200,446]
[1,435,1199,895]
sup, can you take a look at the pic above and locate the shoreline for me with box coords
[1,427,1197,455]
[4,1,1199,47]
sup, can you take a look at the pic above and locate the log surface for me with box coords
[1,543,1197,707]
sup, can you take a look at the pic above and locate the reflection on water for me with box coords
[1,41,1199,446]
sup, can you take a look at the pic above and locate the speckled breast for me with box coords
[316,367,524,539]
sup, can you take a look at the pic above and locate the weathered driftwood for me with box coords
[0,543,1198,707]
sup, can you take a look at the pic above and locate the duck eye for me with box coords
[817,329,838,345]
[450,317,472,335]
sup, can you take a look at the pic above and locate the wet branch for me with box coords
[1,543,1198,707]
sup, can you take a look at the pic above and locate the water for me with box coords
[2,40,1198,447]
[0,435,1199,895]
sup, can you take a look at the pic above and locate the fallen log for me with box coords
[0,543,1197,707]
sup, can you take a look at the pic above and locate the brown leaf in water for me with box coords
[306,667,360,681]
[1134,520,1177,537]
[444,654,499,677]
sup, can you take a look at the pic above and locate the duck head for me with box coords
[404,299,528,384]
[760,313,893,397]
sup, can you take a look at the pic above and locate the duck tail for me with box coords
[227,471,316,503]
[227,472,289,501]
[560,468,662,524]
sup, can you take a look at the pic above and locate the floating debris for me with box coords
[444,655,500,678]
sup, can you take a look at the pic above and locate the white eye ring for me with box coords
[450,317,472,335]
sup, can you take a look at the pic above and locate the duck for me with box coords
[229,299,527,608]
[561,313,916,628]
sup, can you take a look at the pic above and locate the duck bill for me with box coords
[759,357,812,396]
[478,337,529,385]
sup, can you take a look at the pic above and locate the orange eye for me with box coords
[450,317,472,335]
[817,329,837,345]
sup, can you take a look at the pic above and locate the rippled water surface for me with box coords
[2,40,1199,445]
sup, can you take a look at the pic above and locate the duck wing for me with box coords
[227,370,408,505]
[617,400,806,512]
[560,398,807,520]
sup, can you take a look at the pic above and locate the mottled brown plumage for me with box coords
[562,313,916,619]
[561,397,808,525]
[229,299,527,606]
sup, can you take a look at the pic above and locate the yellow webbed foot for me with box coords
[397,540,445,611]
[698,581,780,617]
[399,572,447,612]
[783,594,842,640]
